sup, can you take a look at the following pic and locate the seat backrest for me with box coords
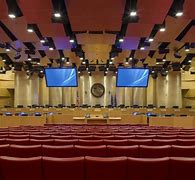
[107,145,139,157]
[171,145,195,157]
[0,144,10,156]
[0,156,42,180]
[42,145,76,158]
[127,157,169,180]
[104,139,129,146]
[85,156,127,180]
[152,139,177,146]
[75,145,107,157]
[77,139,104,146]
[177,139,195,146]
[139,145,171,158]
[29,135,51,139]
[128,139,153,146]
[9,145,42,157]
[170,157,195,179]
[6,138,30,145]
[42,156,84,180]
[53,139,78,145]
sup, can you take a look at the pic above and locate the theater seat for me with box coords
[85,156,127,180]
[177,139,195,146]
[170,157,195,179]
[6,138,30,145]
[53,139,78,145]
[128,139,153,145]
[152,139,177,146]
[127,157,169,180]
[0,144,10,156]
[42,145,76,158]
[107,145,139,157]
[139,145,171,158]
[78,139,104,146]
[171,145,195,157]
[104,139,129,146]
[0,156,42,180]
[29,139,54,145]
[9,145,42,157]
[42,157,84,180]
[75,145,107,157]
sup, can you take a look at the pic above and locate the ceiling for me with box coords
[0,0,195,72]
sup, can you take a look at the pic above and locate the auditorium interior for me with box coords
[0,0,195,179]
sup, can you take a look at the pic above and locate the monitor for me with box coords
[116,68,149,87]
[45,68,78,87]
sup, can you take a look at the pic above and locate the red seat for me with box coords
[93,135,115,140]
[156,135,178,139]
[51,135,72,139]
[54,139,78,145]
[177,139,195,146]
[29,139,54,145]
[170,157,195,179]
[114,135,135,139]
[0,156,42,180]
[135,135,156,139]
[72,135,94,140]
[104,139,129,146]
[171,145,195,157]
[42,145,76,158]
[9,145,42,157]
[29,135,51,139]
[77,139,104,146]
[177,135,195,139]
[75,145,107,157]
[43,156,84,180]
[107,145,139,157]
[9,134,29,139]
[0,138,7,145]
[0,144,10,156]
[152,139,177,146]
[139,145,171,158]
[85,156,127,180]
[127,157,169,180]
[6,138,30,145]
[128,139,153,145]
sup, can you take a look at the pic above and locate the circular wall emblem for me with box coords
[91,83,105,98]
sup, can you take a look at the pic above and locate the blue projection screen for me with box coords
[116,68,149,87]
[45,68,78,87]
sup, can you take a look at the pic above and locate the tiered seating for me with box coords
[0,125,195,179]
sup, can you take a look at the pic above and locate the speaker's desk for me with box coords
[73,116,121,124]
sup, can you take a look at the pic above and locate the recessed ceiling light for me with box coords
[78,71,80,74]
[159,27,166,32]
[6,48,10,52]
[54,13,61,18]
[40,39,45,43]
[189,60,192,63]
[176,11,183,17]
[140,47,145,50]
[37,62,40,65]
[148,38,154,42]
[61,57,65,60]
[105,71,108,74]
[40,70,43,73]
[125,61,129,65]
[66,61,70,64]
[27,28,33,33]
[162,59,166,62]
[109,61,113,65]
[8,14,16,19]
[49,47,54,51]
[130,11,137,17]
[80,57,83,60]
[119,38,124,42]
[69,39,74,43]
[185,48,190,52]
[82,60,86,64]
[27,57,31,61]
[129,57,132,60]
[156,62,160,64]
[2,59,6,62]
[111,57,114,60]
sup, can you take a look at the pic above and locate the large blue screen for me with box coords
[45,68,78,87]
[116,68,149,87]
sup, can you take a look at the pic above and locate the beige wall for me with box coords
[14,71,182,108]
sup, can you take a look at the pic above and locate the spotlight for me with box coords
[40,39,45,43]
[162,59,166,62]
[125,59,129,65]
[27,28,33,33]
[185,44,190,52]
[159,27,166,32]
[66,59,70,64]
[105,71,108,74]
[156,62,160,65]
[49,47,54,51]
[37,62,40,65]
[130,11,137,17]
[119,38,124,42]
[78,71,80,74]
[69,39,74,43]
[185,48,190,52]
[2,59,6,62]
[82,60,86,64]
[80,57,83,60]
[189,60,192,63]
[61,57,65,61]
[111,57,114,60]
[40,70,43,73]
[140,47,145,50]
[54,13,61,18]
[8,14,16,19]
[148,38,154,42]
[129,57,133,60]
[176,11,183,17]
[27,54,31,61]
[109,60,113,65]
[6,48,10,52]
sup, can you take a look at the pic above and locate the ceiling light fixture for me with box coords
[40,39,45,43]
[176,11,183,17]
[119,38,124,42]
[27,54,31,61]
[109,60,113,65]
[8,14,16,19]
[69,39,74,43]
[49,47,54,51]
[140,47,145,50]
[148,38,154,42]
[54,13,61,18]
[111,57,114,60]
[130,11,137,17]
[80,57,83,60]
[27,28,33,33]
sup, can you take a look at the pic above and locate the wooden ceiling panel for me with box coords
[138,0,173,24]
[66,0,124,31]
[182,27,195,42]
[76,34,116,45]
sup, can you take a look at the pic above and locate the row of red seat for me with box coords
[1,138,195,146]
[0,144,195,158]
[1,134,195,139]
[0,156,194,180]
